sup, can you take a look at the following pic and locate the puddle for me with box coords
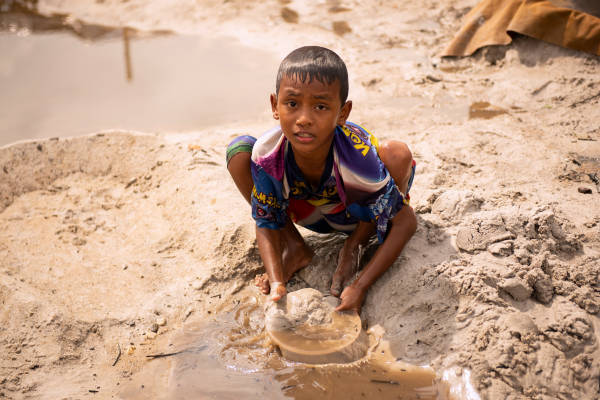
[438,64,469,73]
[265,288,368,364]
[268,310,361,356]
[0,8,277,146]
[560,152,600,190]
[571,154,600,174]
[119,295,460,400]
[468,101,508,120]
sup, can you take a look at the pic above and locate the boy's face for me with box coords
[271,74,352,158]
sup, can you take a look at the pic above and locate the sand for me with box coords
[1,0,600,399]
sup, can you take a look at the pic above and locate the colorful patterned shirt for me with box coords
[250,122,413,242]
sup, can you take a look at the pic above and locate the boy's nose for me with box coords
[296,108,312,127]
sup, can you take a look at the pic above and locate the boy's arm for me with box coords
[344,220,375,249]
[256,226,287,301]
[336,205,417,312]
[332,220,374,296]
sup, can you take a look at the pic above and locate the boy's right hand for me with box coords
[335,284,366,313]
[270,281,287,301]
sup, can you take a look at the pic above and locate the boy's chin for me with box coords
[284,133,334,151]
[288,140,322,153]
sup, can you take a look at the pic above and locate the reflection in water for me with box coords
[0,6,277,146]
[120,296,452,400]
[0,2,120,39]
[123,27,132,81]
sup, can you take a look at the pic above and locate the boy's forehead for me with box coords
[279,74,340,97]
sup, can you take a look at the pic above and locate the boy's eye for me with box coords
[286,101,297,108]
[316,104,328,110]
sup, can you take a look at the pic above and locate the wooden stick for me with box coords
[112,344,121,366]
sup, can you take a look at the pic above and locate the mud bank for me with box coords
[1,128,598,399]
[2,0,600,399]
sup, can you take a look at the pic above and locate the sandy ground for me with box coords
[1,0,600,399]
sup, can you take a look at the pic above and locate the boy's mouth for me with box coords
[294,132,315,143]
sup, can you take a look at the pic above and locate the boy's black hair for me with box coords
[276,46,349,104]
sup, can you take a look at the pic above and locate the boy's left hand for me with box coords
[335,284,366,313]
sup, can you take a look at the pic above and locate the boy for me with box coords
[226,46,416,313]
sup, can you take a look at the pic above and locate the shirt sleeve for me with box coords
[365,160,415,243]
[366,177,407,242]
[337,123,414,243]
[250,160,288,230]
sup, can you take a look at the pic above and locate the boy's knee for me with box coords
[406,206,417,236]
[390,204,417,237]
[379,141,413,179]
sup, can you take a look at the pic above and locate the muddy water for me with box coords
[468,101,508,120]
[120,296,451,400]
[0,20,277,146]
[269,310,361,354]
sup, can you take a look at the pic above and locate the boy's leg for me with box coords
[330,221,374,296]
[330,141,414,297]
[333,141,416,311]
[226,139,313,293]
[281,219,314,274]
[254,219,314,293]
[377,140,414,194]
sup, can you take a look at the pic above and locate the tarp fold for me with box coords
[443,0,600,57]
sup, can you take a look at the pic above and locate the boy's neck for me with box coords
[290,136,334,188]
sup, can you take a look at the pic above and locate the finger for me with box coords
[260,279,271,294]
[336,303,359,313]
[335,302,354,312]
[335,296,350,312]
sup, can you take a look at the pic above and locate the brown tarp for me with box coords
[442,0,600,56]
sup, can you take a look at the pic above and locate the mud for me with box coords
[265,288,368,364]
[118,295,449,400]
[468,102,508,120]
[1,0,600,399]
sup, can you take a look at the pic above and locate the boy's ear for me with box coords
[270,93,279,120]
[337,100,352,125]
